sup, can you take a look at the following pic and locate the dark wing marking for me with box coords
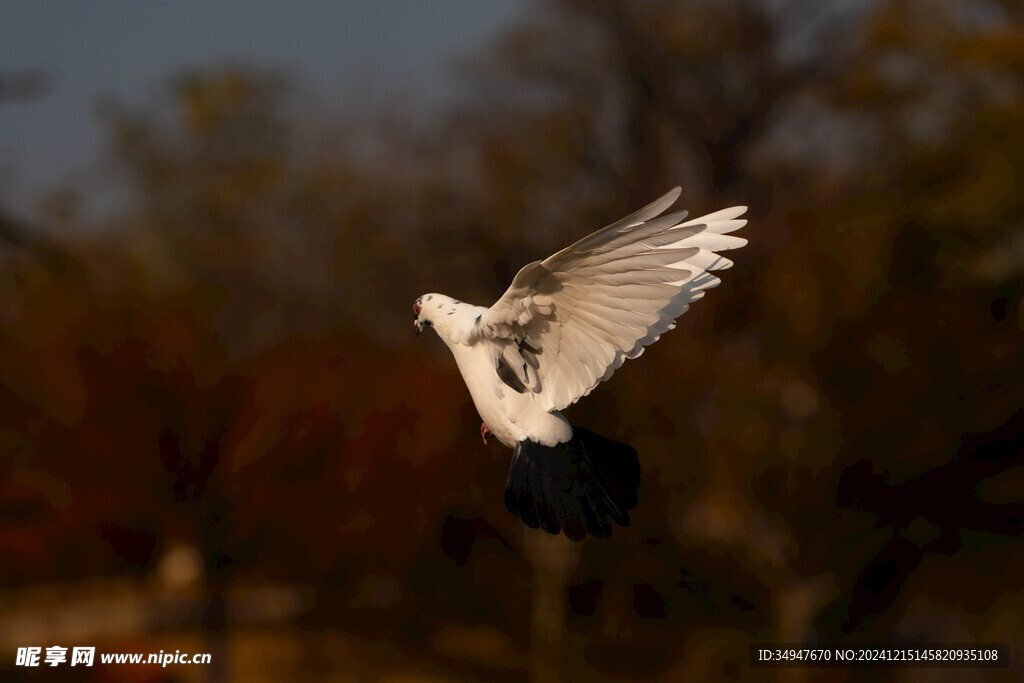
[518,337,541,356]
[496,356,527,394]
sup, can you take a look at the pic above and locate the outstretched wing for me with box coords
[473,187,748,413]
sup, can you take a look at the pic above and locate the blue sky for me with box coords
[0,0,521,217]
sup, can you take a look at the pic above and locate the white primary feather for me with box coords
[471,187,748,413]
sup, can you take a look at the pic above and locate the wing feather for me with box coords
[475,188,748,412]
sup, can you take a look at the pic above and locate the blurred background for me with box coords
[2,0,1022,681]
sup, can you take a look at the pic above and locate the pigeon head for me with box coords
[413,293,462,338]
[412,295,431,336]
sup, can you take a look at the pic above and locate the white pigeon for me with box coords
[414,187,748,541]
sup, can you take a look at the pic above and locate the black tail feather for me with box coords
[540,476,565,535]
[503,425,640,541]
[510,446,538,530]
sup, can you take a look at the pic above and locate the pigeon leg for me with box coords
[481,422,493,445]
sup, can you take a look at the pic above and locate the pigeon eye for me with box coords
[414,305,422,315]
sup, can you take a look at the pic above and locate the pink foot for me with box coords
[480,422,493,445]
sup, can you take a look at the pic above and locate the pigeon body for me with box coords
[414,188,748,540]
[413,294,574,447]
